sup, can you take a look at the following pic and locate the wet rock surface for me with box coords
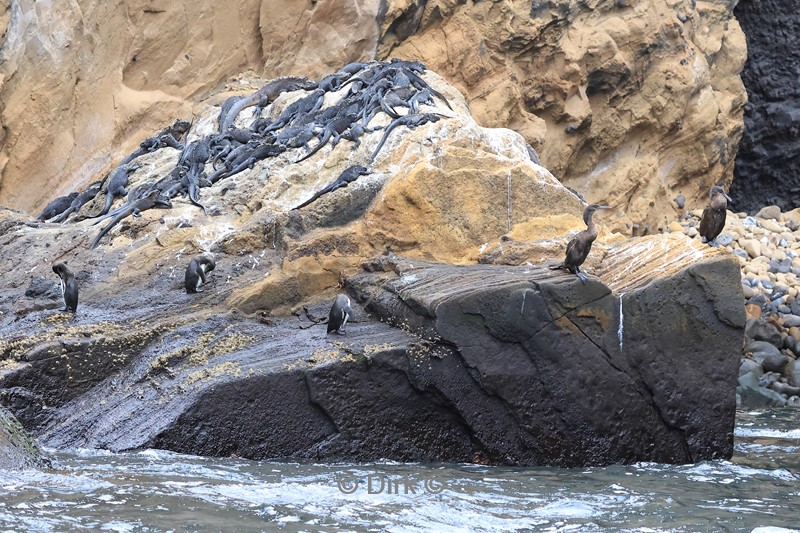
[0,405,50,470]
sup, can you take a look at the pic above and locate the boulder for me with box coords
[745,341,789,373]
[744,318,782,348]
[0,405,50,470]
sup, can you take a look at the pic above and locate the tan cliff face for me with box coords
[0,0,745,233]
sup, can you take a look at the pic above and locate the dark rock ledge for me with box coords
[1,250,744,467]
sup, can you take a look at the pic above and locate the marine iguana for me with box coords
[369,113,444,163]
[37,192,78,221]
[120,119,191,165]
[218,76,318,132]
[294,113,359,163]
[97,163,140,216]
[90,190,172,249]
[51,181,103,223]
[293,165,371,210]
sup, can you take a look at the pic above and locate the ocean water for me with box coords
[0,409,798,532]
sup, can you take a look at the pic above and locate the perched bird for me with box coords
[552,204,611,283]
[52,262,78,312]
[698,185,732,245]
[327,294,354,335]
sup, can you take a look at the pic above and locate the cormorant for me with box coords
[698,185,732,245]
[553,204,611,283]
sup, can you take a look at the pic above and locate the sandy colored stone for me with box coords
[745,304,762,321]
[760,219,784,233]
[739,239,762,259]
[667,221,684,233]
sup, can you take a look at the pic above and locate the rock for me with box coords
[668,221,684,233]
[0,405,50,470]
[782,315,800,328]
[742,284,756,299]
[23,277,60,300]
[783,335,796,353]
[770,381,800,398]
[768,258,792,274]
[739,238,761,258]
[737,372,788,408]
[785,209,800,230]
[742,216,760,227]
[715,232,735,246]
[732,0,800,213]
[0,0,746,237]
[739,358,763,377]
[759,218,784,233]
[756,206,782,222]
[0,58,746,466]
[745,304,762,320]
[786,359,800,388]
[686,227,699,238]
[674,194,686,209]
[0,250,745,467]
[744,319,782,348]
[745,341,789,373]
[732,249,749,260]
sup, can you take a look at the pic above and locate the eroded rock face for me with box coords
[1,0,745,234]
[730,0,800,213]
[0,67,744,466]
[380,0,747,232]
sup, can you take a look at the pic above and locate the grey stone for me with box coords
[739,358,763,377]
[783,314,800,328]
[768,258,792,274]
[716,232,735,246]
[733,249,749,260]
[744,318,782,347]
[737,372,788,407]
[747,341,790,373]
[785,358,800,388]
[770,381,800,397]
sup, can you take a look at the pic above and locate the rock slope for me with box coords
[0,0,746,234]
[0,67,744,466]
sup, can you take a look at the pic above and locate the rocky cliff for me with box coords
[0,0,746,233]
[730,0,800,213]
[0,66,744,466]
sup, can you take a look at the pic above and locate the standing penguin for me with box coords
[552,204,611,283]
[327,294,353,335]
[184,253,216,294]
[52,262,78,312]
[699,185,732,245]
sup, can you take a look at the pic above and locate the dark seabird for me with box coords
[698,185,732,245]
[553,204,611,283]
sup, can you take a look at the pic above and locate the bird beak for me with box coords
[724,192,733,203]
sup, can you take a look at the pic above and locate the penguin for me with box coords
[52,262,78,312]
[699,185,732,245]
[327,294,353,335]
[185,253,216,294]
